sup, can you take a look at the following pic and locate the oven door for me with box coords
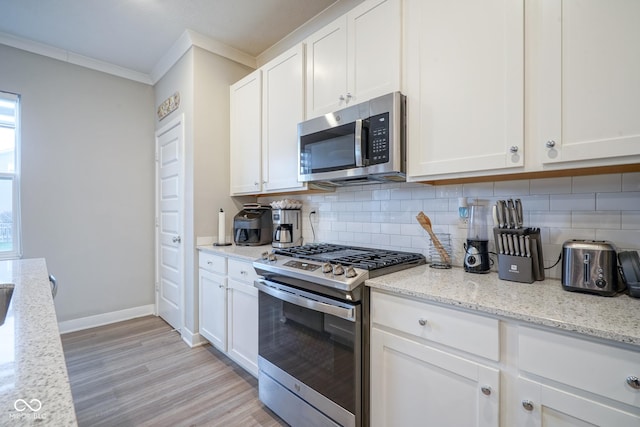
[255,279,361,427]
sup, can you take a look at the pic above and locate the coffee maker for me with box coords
[464,204,491,273]
[272,209,302,248]
[233,206,272,246]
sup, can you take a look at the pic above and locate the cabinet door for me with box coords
[405,0,524,179]
[306,15,348,118]
[227,278,258,377]
[370,328,499,427]
[536,0,640,166]
[261,44,306,192]
[517,377,640,427]
[348,0,401,104]
[199,269,227,351]
[230,69,262,195]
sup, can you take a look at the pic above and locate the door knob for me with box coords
[172,236,182,243]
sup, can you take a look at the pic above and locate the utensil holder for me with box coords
[428,233,452,269]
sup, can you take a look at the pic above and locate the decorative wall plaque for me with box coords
[157,92,180,121]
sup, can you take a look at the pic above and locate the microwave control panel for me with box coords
[368,112,390,164]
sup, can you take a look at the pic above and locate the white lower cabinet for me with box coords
[198,251,259,377]
[370,290,500,426]
[515,326,640,427]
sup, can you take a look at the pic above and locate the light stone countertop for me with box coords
[0,258,77,426]
[366,264,640,348]
[196,244,639,348]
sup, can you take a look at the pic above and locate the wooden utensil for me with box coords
[416,211,452,265]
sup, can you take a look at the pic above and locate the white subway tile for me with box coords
[494,179,530,196]
[411,185,436,199]
[338,231,355,242]
[622,172,640,192]
[401,223,424,236]
[548,228,596,244]
[463,182,494,197]
[389,234,412,247]
[332,222,346,232]
[372,189,391,200]
[519,195,550,211]
[380,223,396,234]
[346,222,363,233]
[354,190,372,201]
[401,199,424,212]
[595,229,640,250]
[423,198,450,212]
[353,212,372,223]
[572,174,621,193]
[352,233,372,244]
[411,235,430,250]
[550,193,595,211]
[596,192,640,211]
[622,211,640,229]
[530,177,572,194]
[435,184,463,198]
[371,233,390,246]
[338,212,354,222]
[345,201,363,212]
[530,211,572,228]
[389,187,413,200]
[361,201,381,212]
[571,211,620,229]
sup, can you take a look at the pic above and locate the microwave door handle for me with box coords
[354,119,364,167]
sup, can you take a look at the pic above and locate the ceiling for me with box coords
[0,0,353,81]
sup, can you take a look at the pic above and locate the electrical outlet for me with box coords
[458,217,469,229]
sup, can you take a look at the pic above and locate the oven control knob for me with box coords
[267,253,277,262]
[345,266,357,278]
[261,251,269,260]
[322,263,333,273]
[333,264,345,276]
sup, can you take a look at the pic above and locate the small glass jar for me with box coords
[428,233,452,269]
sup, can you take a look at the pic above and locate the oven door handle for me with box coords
[255,280,356,322]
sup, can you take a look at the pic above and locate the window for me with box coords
[0,92,21,259]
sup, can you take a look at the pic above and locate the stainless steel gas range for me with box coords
[253,244,426,427]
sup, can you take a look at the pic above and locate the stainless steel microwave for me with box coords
[298,92,406,186]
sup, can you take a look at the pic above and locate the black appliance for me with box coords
[253,244,425,427]
[233,206,272,246]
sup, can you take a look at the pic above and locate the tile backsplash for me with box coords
[258,172,640,279]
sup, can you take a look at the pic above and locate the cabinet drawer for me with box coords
[519,326,640,407]
[228,258,259,284]
[371,290,499,361]
[199,252,227,274]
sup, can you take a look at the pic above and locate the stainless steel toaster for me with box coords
[561,240,624,296]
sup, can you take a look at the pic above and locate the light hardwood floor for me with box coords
[61,315,287,427]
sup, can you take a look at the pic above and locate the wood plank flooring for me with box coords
[61,315,287,427]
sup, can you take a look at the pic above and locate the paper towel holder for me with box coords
[214,208,232,246]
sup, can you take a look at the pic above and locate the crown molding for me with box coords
[150,30,257,84]
[0,32,153,85]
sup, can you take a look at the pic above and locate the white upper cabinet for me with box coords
[306,0,401,118]
[533,0,640,167]
[261,44,306,192]
[230,69,262,195]
[405,0,524,180]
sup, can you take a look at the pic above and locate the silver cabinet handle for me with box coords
[49,274,58,299]
[545,140,556,148]
[481,386,491,396]
[418,318,427,326]
[346,92,352,101]
[509,146,519,153]
[627,376,640,389]
[172,236,181,243]
[207,260,213,265]
[339,95,345,102]
[522,400,534,411]
[254,181,259,186]
[218,284,225,289]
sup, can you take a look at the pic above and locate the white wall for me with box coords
[0,44,156,322]
[259,172,640,280]
[154,46,252,337]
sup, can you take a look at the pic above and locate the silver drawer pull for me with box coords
[627,376,640,389]
[481,386,491,396]
[418,318,427,326]
[522,400,534,411]
[207,261,213,265]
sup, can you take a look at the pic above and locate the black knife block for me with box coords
[493,227,545,283]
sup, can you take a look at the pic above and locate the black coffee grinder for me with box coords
[464,204,491,273]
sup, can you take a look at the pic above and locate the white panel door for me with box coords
[405,0,524,179]
[536,0,640,165]
[261,44,306,192]
[370,328,500,427]
[156,116,184,331]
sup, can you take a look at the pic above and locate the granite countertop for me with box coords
[197,244,273,262]
[366,265,640,348]
[0,258,77,426]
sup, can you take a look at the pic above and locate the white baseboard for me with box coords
[58,304,156,334]
[180,326,208,348]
